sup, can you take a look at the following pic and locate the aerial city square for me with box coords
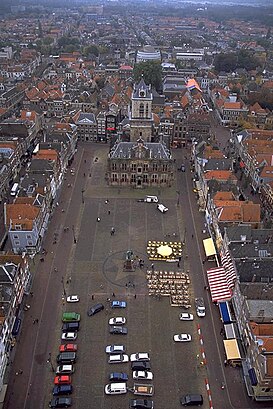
[0,0,273,408]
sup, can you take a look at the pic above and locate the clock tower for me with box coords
[130,78,153,142]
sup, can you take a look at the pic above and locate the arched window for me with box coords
[145,104,149,118]
[139,103,144,118]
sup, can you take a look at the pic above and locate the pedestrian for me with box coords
[125,283,128,288]
[191,234,194,239]
[18,369,23,375]
[36,318,39,324]
[84,159,86,163]
[97,217,101,222]
[83,173,86,177]
[134,294,137,299]
[151,263,154,272]
[112,292,115,297]
[108,210,111,215]
[105,199,109,204]
[54,267,58,272]
[91,294,94,300]
[33,319,36,325]
[30,292,33,297]
[224,360,227,367]
[111,227,115,235]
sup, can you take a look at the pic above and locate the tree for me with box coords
[133,61,162,91]
[83,45,99,57]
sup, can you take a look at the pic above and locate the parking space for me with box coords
[45,188,208,408]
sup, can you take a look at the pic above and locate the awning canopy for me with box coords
[203,238,217,257]
[220,248,237,288]
[157,245,172,257]
[207,267,232,302]
[223,339,241,360]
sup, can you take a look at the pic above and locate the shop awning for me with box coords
[207,267,232,302]
[219,301,232,324]
[248,368,258,386]
[203,238,217,257]
[223,339,241,361]
[220,248,237,288]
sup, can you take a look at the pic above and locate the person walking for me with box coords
[111,227,115,236]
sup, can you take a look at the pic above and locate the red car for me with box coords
[59,344,78,352]
[54,376,72,385]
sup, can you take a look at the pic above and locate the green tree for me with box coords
[133,61,162,91]
[83,45,99,57]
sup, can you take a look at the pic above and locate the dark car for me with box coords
[49,397,72,408]
[178,164,185,172]
[109,372,128,381]
[109,326,128,335]
[52,385,73,396]
[62,322,80,332]
[87,303,104,316]
[130,398,154,409]
[180,394,203,406]
[131,362,151,371]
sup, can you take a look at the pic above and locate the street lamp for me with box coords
[176,190,180,205]
[72,225,77,244]
[47,353,55,372]
[81,189,85,204]
[61,276,67,297]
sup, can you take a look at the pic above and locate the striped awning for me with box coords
[207,267,233,302]
[220,249,237,288]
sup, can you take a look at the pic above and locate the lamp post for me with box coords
[47,352,55,372]
[81,189,85,204]
[61,276,67,297]
[176,190,180,205]
[72,225,77,244]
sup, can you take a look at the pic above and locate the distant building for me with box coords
[136,45,161,63]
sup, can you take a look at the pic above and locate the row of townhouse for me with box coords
[233,129,273,214]
[191,136,273,400]
[0,111,43,202]
[3,120,77,255]
[0,253,31,390]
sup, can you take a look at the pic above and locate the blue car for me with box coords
[111,300,127,309]
[109,372,128,381]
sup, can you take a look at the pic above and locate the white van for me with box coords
[104,382,127,395]
[144,196,158,203]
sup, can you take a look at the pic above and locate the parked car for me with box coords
[108,354,129,364]
[66,295,79,303]
[105,345,126,354]
[179,313,194,321]
[130,353,150,362]
[52,385,73,396]
[131,362,151,371]
[157,204,168,213]
[180,394,203,406]
[54,376,72,385]
[56,365,74,375]
[130,398,154,408]
[109,326,128,335]
[87,303,104,316]
[109,372,128,381]
[59,344,77,352]
[61,332,77,341]
[173,334,192,342]
[49,397,72,408]
[133,370,153,380]
[178,164,186,172]
[109,317,126,325]
[62,322,79,332]
[111,300,127,308]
